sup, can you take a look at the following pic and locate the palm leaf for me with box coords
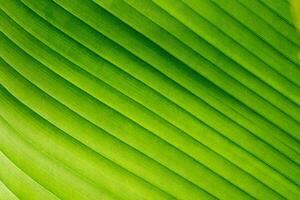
[0,0,299,199]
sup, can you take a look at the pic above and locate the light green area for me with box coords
[292,0,300,30]
[0,180,19,200]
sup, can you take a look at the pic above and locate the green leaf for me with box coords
[0,0,299,199]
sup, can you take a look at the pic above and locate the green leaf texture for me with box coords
[0,0,299,199]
